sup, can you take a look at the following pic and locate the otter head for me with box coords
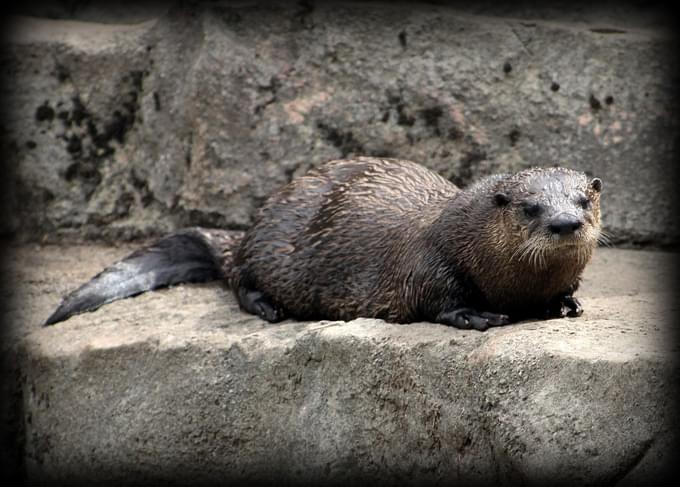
[491,167,603,270]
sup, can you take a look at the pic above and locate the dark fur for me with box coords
[44,228,241,325]
[46,157,602,331]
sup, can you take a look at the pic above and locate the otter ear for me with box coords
[589,177,602,193]
[494,192,511,206]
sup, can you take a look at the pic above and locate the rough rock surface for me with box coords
[1,244,677,485]
[2,2,678,245]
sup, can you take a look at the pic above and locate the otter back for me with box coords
[231,157,463,322]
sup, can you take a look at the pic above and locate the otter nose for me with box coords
[549,214,583,235]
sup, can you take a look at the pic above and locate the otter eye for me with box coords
[590,177,602,193]
[523,202,542,218]
[579,196,592,210]
[494,192,511,206]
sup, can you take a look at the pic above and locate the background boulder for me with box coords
[2,1,678,245]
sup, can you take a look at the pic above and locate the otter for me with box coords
[45,157,603,331]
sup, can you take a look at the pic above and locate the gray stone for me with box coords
[2,244,677,485]
[2,2,678,245]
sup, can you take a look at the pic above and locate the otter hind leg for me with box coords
[236,286,286,323]
[436,308,510,331]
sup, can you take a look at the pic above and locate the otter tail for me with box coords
[44,227,243,326]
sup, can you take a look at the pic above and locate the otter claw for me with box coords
[563,296,583,317]
[547,295,583,319]
[438,308,510,331]
[237,287,286,323]
[254,300,285,322]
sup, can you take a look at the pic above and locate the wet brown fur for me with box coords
[44,156,602,328]
[230,157,602,323]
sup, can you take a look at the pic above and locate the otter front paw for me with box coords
[436,308,510,331]
[546,295,583,318]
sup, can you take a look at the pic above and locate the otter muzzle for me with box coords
[548,214,583,236]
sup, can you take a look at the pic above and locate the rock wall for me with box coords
[2,2,678,245]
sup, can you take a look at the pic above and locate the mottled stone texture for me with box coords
[2,2,678,245]
[1,244,677,485]
[1,3,678,485]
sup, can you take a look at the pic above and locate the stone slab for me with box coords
[1,244,677,485]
